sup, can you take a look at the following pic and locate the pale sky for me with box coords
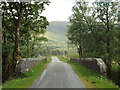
[42,0,119,21]
[42,0,76,21]
[42,0,117,22]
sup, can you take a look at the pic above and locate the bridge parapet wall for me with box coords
[70,58,106,75]
[16,58,47,73]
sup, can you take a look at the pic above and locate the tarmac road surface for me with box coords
[31,57,86,88]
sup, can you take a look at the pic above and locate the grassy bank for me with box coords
[58,56,119,89]
[2,60,50,88]
[111,63,120,88]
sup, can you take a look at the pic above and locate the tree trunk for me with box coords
[12,2,23,75]
[106,40,112,78]
[12,20,20,74]
[77,45,83,58]
[107,61,112,78]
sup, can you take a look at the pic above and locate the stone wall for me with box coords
[70,58,106,75]
[16,58,47,73]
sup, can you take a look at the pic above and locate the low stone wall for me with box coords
[16,58,47,73]
[70,58,106,75]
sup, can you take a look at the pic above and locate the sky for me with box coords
[41,0,119,22]
[42,0,76,21]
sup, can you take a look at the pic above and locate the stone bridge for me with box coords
[70,58,107,75]
[15,58,47,73]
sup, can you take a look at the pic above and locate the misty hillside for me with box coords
[46,21,69,47]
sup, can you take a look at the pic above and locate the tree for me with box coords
[93,1,118,78]
[1,0,50,82]
[67,1,119,78]
[67,2,88,57]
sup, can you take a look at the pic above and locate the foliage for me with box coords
[67,1,120,78]
[1,0,50,82]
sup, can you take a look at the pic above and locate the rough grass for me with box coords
[2,60,50,88]
[112,63,120,72]
[58,56,119,89]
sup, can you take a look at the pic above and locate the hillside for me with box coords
[46,21,69,48]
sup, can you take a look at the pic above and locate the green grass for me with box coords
[2,60,50,88]
[58,56,119,89]
[67,48,79,58]
[57,55,69,63]
[112,63,120,72]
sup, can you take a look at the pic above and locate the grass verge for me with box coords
[58,56,119,89]
[2,60,50,88]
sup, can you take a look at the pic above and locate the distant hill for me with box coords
[46,21,69,48]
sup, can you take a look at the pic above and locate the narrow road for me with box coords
[31,57,86,88]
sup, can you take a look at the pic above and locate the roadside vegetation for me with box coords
[111,63,120,87]
[2,60,50,88]
[67,1,120,79]
[1,0,120,89]
[58,56,119,89]
[1,1,50,82]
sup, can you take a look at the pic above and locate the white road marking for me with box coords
[40,70,46,81]
[32,57,86,88]
[35,69,46,87]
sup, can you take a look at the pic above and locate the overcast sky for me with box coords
[42,0,76,21]
[42,0,118,22]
